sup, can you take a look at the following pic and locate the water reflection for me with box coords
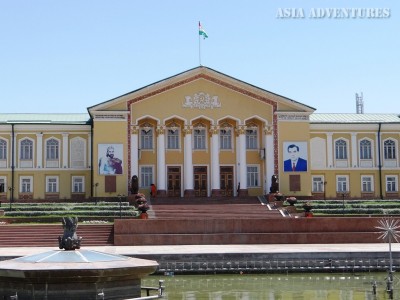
[143,272,398,299]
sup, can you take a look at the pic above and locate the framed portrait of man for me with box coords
[283,141,308,172]
[98,144,123,175]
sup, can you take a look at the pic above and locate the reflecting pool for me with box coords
[143,272,398,299]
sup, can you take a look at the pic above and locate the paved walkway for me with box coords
[1,243,399,259]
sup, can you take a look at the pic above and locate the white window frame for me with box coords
[140,165,154,188]
[246,165,260,188]
[246,128,258,150]
[312,176,324,192]
[19,138,34,168]
[384,139,397,160]
[386,175,398,192]
[46,176,59,193]
[361,175,374,192]
[220,128,232,150]
[0,138,7,160]
[140,126,154,150]
[45,137,60,168]
[0,176,6,193]
[336,175,349,193]
[167,128,180,150]
[20,176,33,193]
[359,139,372,160]
[72,176,85,193]
[193,127,207,150]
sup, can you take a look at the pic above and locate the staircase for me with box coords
[0,224,114,247]
[148,196,282,219]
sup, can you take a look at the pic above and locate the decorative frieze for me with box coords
[278,114,309,121]
[183,92,221,110]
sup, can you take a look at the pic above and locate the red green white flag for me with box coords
[199,22,208,39]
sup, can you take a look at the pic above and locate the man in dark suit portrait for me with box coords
[284,144,307,172]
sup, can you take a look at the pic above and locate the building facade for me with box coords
[0,67,399,201]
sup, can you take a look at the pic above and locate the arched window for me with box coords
[140,124,153,150]
[335,139,347,159]
[46,138,59,160]
[246,127,258,149]
[0,139,6,160]
[220,123,232,150]
[384,139,396,160]
[193,123,206,150]
[359,139,372,159]
[20,139,33,160]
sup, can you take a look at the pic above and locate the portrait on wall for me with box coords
[98,144,123,175]
[283,141,308,172]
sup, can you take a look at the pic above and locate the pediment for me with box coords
[88,66,315,116]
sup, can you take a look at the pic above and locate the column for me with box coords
[62,133,69,168]
[130,125,139,179]
[183,125,195,197]
[351,132,358,168]
[237,125,248,196]
[156,125,166,196]
[210,125,221,196]
[36,133,43,168]
[265,125,274,194]
[326,133,333,168]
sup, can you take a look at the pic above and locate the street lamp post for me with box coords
[117,194,125,219]
[117,194,122,219]
[341,192,346,215]
[8,187,14,211]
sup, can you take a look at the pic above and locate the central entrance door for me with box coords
[220,166,234,197]
[167,166,181,197]
[194,166,207,197]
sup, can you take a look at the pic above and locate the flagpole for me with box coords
[198,21,201,66]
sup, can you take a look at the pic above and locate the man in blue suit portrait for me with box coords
[284,144,307,172]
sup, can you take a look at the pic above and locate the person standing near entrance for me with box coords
[150,183,157,200]
[284,144,307,172]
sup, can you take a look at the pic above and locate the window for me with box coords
[140,127,153,150]
[246,128,258,149]
[220,128,232,150]
[46,138,59,159]
[0,177,6,193]
[335,139,347,159]
[140,166,153,188]
[72,176,85,193]
[386,176,397,192]
[359,140,372,159]
[247,165,259,187]
[0,139,6,160]
[193,127,206,150]
[336,176,348,192]
[46,176,59,193]
[361,175,373,192]
[20,176,33,193]
[20,139,33,160]
[312,176,324,192]
[70,137,86,168]
[167,129,180,149]
[384,140,396,160]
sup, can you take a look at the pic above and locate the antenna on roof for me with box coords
[356,92,364,114]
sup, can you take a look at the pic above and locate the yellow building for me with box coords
[0,66,399,201]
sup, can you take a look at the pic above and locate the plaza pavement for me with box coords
[0,243,399,259]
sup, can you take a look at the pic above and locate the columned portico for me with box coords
[237,125,248,196]
[130,125,139,179]
[156,126,167,196]
[183,125,195,197]
[210,125,221,196]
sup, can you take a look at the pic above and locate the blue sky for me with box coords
[1,0,398,114]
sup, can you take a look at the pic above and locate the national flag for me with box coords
[199,21,208,39]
